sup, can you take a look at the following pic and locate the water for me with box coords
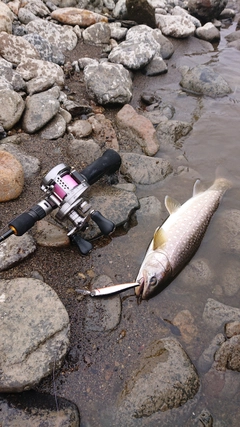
[37,17,240,427]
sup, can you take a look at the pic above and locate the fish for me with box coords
[135,176,232,300]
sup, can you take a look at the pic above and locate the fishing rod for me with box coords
[0,149,121,255]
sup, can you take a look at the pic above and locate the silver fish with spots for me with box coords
[135,176,232,300]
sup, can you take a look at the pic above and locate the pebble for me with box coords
[51,7,108,26]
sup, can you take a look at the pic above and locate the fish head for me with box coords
[136,251,172,300]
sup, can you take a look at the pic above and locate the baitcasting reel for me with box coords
[0,149,122,255]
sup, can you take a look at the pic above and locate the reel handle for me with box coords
[91,211,115,235]
[80,149,121,185]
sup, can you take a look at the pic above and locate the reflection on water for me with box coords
[55,18,240,427]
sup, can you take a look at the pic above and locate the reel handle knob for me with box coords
[91,211,115,235]
[70,234,93,255]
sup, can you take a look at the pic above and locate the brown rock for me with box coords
[51,8,108,27]
[116,104,159,156]
[0,151,24,201]
[35,219,70,247]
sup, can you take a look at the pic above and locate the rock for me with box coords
[0,391,80,426]
[20,0,50,17]
[219,8,235,19]
[82,22,111,45]
[218,259,240,297]
[203,298,240,329]
[109,22,128,40]
[16,57,65,95]
[88,114,119,151]
[113,0,128,20]
[34,219,70,247]
[177,258,214,289]
[0,143,40,179]
[143,104,175,122]
[120,152,173,184]
[214,334,240,372]
[156,116,192,147]
[18,7,39,24]
[225,321,240,338]
[67,119,93,138]
[156,14,196,38]
[0,1,14,33]
[109,24,160,70]
[83,184,140,239]
[197,333,226,373]
[225,30,240,43]
[0,32,40,66]
[67,138,102,163]
[126,0,156,28]
[117,338,200,417]
[142,54,168,76]
[0,151,24,202]
[26,18,78,51]
[195,22,220,42]
[38,113,67,139]
[23,33,65,65]
[0,277,70,392]
[116,104,160,156]
[152,29,174,59]
[22,89,60,134]
[84,62,132,105]
[84,275,122,331]
[172,5,202,28]
[0,89,25,130]
[188,0,228,23]
[0,59,26,92]
[0,234,36,271]
[179,65,232,97]
[173,309,198,344]
[51,7,108,26]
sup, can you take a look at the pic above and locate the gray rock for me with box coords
[67,119,93,138]
[156,116,192,147]
[120,152,173,184]
[203,298,240,329]
[0,143,40,179]
[84,275,122,331]
[197,333,226,373]
[0,392,80,427]
[156,14,196,38]
[16,57,64,95]
[0,89,25,131]
[117,338,200,417]
[109,22,128,40]
[0,277,69,392]
[225,30,240,43]
[109,24,160,70]
[0,61,26,92]
[38,113,67,139]
[23,33,65,65]
[195,23,220,42]
[212,209,240,254]
[152,29,174,59]
[0,234,36,271]
[21,0,50,17]
[34,219,70,247]
[0,32,40,66]
[26,18,78,51]
[22,90,60,134]
[177,258,214,289]
[113,0,128,19]
[84,62,132,105]
[142,54,168,76]
[67,138,101,163]
[0,0,14,33]
[179,65,232,98]
[143,104,175,123]
[18,7,39,24]
[82,22,111,45]
[81,183,139,239]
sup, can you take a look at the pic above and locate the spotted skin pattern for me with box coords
[135,178,231,299]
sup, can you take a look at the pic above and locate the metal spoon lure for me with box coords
[76,282,138,297]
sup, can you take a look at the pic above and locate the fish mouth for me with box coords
[135,277,153,301]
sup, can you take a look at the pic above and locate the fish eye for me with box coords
[149,276,157,287]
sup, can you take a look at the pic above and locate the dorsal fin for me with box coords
[193,179,204,196]
[165,195,181,215]
[153,227,167,249]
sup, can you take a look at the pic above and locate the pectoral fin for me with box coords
[165,195,181,215]
[153,227,167,250]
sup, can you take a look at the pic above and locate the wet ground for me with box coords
[1,12,240,427]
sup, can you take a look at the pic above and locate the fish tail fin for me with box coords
[215,165,232,190]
